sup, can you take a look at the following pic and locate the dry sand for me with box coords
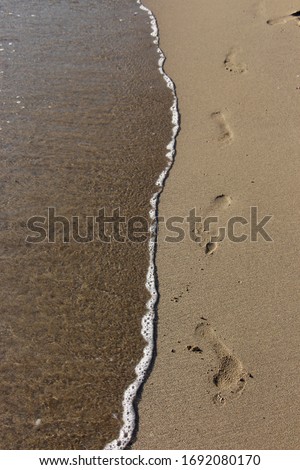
[134,0,300,449]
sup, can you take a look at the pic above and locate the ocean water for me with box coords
[0,0,173,449]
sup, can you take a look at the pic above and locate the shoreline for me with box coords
[134,0,300,449]
[105,0,179,450]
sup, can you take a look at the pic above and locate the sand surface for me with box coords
[135,0,300,449]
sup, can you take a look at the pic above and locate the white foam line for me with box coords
[105,0,179,450]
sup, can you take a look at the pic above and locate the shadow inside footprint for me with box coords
[267,11,300,25]
[205,241,218,255]
[214,194,232,209]
[291,10,300,17]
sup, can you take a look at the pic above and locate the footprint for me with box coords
[211,194,232,211]
[224,48,247,74]
[211,111,233,144]
[267,11,300,26]
[194,322,248,404]
[197,194,232,252]
[205,241,218,255]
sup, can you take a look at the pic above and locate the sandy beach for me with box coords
[135,0,300,449]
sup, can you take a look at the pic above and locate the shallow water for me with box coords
[0,0,172,449]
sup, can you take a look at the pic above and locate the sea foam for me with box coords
[105,0,179,450]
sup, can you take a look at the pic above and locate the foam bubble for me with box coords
[104,0,179,450]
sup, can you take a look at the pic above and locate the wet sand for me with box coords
[0,1,172,449]
[135,0,300,449]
